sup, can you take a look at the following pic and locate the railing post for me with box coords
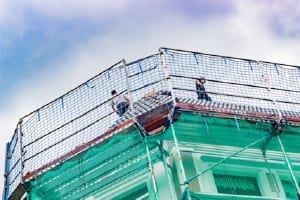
[18,118,24,184]
[159,48,177,106]
[262,64,299,196]
[277,135,300,197]
[144,138,159,200]
[160,142,176,200]
[122,59,135,116]
[159,47,190,199]
[122,59,159,199]
[3,143,9,200]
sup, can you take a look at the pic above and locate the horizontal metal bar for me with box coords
[126,53,159,66]
[170,74,300,94]
[160,47,300,69]
[23,89,126,148]
[21,60,124,121]
[23,111,114,163]
[173,87,300,105]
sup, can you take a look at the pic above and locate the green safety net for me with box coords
[166,112,300,199]
[165,112,300,154]
[28,112,300,200]
[28,128,162,199]
[5,47,300,200]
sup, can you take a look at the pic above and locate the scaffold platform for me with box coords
[3,48,300,200]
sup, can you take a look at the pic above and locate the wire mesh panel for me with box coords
[20,60,130,178]
[19,53,168,180]
[3,129,22,199]
[164,112,300,199]
[4,47,300,199]
[161,48,300,113]
[126,54,169,107]
[27,129,161,200]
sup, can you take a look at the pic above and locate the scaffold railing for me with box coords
[3,47,300,199]
[162,47,300,112]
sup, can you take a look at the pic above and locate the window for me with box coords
[115,183,149,200]
[266,173,280,193]
[281,180,300,199]
[214,174,261,196]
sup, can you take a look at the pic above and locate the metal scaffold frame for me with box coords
[123,58,160,200]
[3,47,300,200]
[159,48,190,199]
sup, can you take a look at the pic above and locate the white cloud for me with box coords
[23,0,129,20]
[264,0,300,35]
[0,0,130,38]
[1,0,300,198]
[0,0,10,25]
[0,1,26,36]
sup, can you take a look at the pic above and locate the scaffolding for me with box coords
[3,47,300,200]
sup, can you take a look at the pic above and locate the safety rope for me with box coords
[184,137,266,184]
[159,48,190,199]
[124,59,160,200]
[202,115,237,197]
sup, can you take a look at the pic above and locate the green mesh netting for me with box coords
[28,113,300,200]
[29,129,153,199]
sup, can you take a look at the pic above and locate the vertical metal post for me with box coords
[159,48,177,106]
[135,123,159,199]
[122,59,135,117]
[159,48,190,198]
[122,59,159,199]
[266,62,296,196]
[18,118,24,184]
[160,141,176,200]
[3,143,9,200]
[144,138,159,200]
[261,66,282,119]
[277,136,300,196]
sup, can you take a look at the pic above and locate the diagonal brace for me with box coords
[184,137,266,184]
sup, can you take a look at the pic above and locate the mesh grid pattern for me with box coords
[4,130,22,199]
[21,61,128,175]
[28,113,300,199]
[126,54,168,103]
[163,49,299,112]
[4,47,300,199]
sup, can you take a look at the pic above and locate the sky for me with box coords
[1,0,300,197]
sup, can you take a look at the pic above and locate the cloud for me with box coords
[0,0,128,25]
[1,0,300,198]
[231,0,300,39]
[260,0,300,38]
[2,0,300,151]
[24,0,129,20]
[2,0,300,152]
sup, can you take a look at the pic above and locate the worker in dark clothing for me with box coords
[111,90,130,116]
[196,77,211,101]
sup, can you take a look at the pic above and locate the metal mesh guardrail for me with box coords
[3,129,21,200]
[3,47,300,199]
[21,60,126,176]
[161,48,300,112]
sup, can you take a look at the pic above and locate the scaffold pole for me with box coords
[123,59,159,200]
[159,141,176,200]
[277,135,300,197]
[18,119,24,184]
[144,137,159,200]
[122,59,135,117]
[159,48,190,199]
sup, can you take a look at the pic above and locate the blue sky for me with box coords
[1,0,300,196]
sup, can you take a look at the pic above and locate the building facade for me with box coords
[4,48,300,200]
